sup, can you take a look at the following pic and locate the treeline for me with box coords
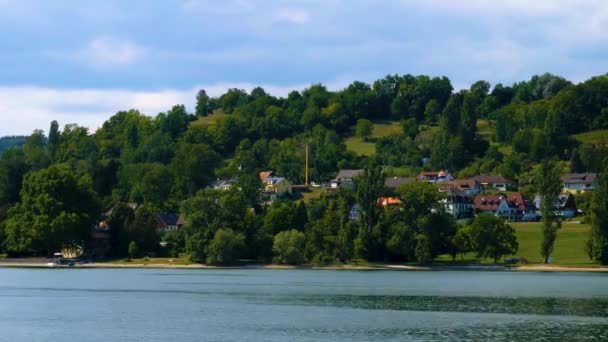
[0,73,607,264]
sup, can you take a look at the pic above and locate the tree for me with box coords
[536,159,563,263]
[48,120,60,159]
[355,162,385,231]
[128,241,139,260]
[355,119,374,141]
[469,214,518,263]
[205,228,244,265]
[4,165,100,255]
[590,166,608,264]
[195,89,210,117]
[273,229,305,265]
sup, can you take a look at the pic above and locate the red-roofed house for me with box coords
[473,192,536,222]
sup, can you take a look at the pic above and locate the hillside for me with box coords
[0,136,26,153]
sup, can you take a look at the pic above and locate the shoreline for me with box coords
[1,259,607,272]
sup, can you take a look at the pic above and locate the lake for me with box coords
[0,268,607,341]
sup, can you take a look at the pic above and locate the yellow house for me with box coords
[264,176,292,195]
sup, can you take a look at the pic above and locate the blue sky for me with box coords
[1,0,607,136]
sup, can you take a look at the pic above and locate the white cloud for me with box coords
[74,37,144,66]
[0,82,340,136]
[272,8,310,24]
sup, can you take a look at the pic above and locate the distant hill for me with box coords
[0,136,26,153]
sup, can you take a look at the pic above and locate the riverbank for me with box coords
[1,258,607,272]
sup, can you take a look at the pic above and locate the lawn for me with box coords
[572,129,608,145]
[476,119,493,142]
[345,121,402,156]
[189,109,227,129]
[437,221,593,266]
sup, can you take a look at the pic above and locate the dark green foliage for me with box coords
[4,165,100,255]
[0,72,607,264]
[469,214,518,263]
[128,241,139,260]
[590,166,608,264]
[355,119,373,141]
[273,229,305,265]
[206,228,244,265]
[536,159,563,263]
[0,136,26,154]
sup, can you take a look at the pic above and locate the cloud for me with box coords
[272,8,310,24]
[74,37,145,67]
[0,81,351,136]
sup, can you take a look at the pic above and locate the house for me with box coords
[384,176,415,190]
[416,170,453,183]
[157,213,186,232]
[440,188,474,220]
[259,170,274,182]
[328,169,364,191]
[212,178,237,191]
[377,197,402,207]
[562,173,597,194]
[441,179,483,196]
[533,193,577,218]
[263,176,293,196]
[469,175,514,191]
[473,192,535,221]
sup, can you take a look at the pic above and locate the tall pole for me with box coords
[305,144,309,186]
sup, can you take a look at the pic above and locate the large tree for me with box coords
[4,165,100,255]
[536,159,563,263]
[590,165,608,264]
[469,214,518,263]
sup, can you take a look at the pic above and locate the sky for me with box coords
[0,0,607,136]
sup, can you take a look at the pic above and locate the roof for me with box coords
[259,171,274,181]
[469,175,513,185]
[474,192,532,211]
[157,213,183,227]
[473,194,507,211]
[334,169,364,180]
[442,179,480,191]
[377,197,402,206]
[533,193,576,209]
[384,176,415,189]
[561,173,596,185]
[416,170,452,181]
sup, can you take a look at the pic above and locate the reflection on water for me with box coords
[0,269,607,341]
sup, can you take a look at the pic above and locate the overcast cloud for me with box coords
[0,0,607,136]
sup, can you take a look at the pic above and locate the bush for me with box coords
[273,230,305,265]
[205,229,244,265]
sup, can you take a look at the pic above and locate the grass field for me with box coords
[189,109,227,129]
[476,119,493,142]
[438,221,593,266]
[572,129,608,145]
[345,121,402,156]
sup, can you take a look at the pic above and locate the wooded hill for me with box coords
[0,73,607,264]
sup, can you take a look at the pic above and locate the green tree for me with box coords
[195,89,210,117]
[469,214,518,263]
[536,159,563,263]
[4,165,100,255]
[205,228,244,265]
[355,162,385,231]
[590,166,608,264]
[273,229,305,265]
[128,241,139,260]
[48,120,60,159]
[355,119,374,141]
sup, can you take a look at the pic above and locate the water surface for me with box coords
[1,269,607,341]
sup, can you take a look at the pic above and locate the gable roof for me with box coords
[157,213,183,227]
[442,179,480,191]
[335,169,364,180]
[469,175,513,185]
[259,171,274,181]
[265,176,287,185]
[473,194,507,211]
[384,176,415,189]
[561,173,596,185]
